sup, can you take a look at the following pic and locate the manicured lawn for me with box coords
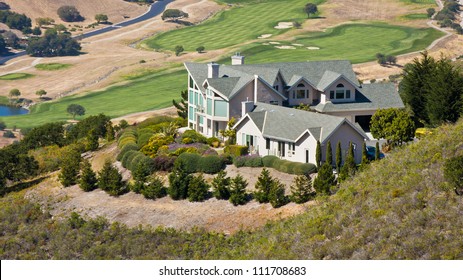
[0,73,34,80]
[0,96,8,105]
[35,63,72,71]
[1,70,186,129]
[229,23,444,64]
[144,0,324,51]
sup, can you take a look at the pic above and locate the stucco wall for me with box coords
[255,79,284,105]
[229,82,254,120]
[324,77,356,103]
[324,122,365,164]
[287,80,316,106]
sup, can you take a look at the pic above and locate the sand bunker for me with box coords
[292,43,304,47]
[274,22,293,29]
[275,46,296,50]
[262,43,270,45]
[269,41,281,45]
[258,34,273,39]
[307,46,320,50]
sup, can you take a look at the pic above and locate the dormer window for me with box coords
[293,83,309,99]
[332,83,351,100]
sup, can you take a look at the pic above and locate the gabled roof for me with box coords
[312,83,405,112]
[240,102,365,143]
[184,60,360,99]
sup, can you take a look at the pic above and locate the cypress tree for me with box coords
[268,179,288,208]
[58,148,81,187]
[188,173,210,202]
[98,160,126,196]
[86,129,99,151]
[168,161,192,200]
[254,168,274,203]
[290,174,314,204]
[105,123,115,142]
[336,141,342,173]
[229,174,248,206]
[315,140,321,168]
[361,142,369,165]
[313,162,335,195]
[339,142,356,181]
[211,170,231,200]
[79,159,97,192]
[326,140,333,165]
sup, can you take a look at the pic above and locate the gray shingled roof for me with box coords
[312,83,404,112]
[246,102,364,143]
[184,60,360,100]
[317,70,342,91]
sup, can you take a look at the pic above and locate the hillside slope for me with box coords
[2,0,146,26]
[1,120,463,259]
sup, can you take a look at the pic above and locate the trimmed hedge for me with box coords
[199,155,225,174]
[175,152,201,174]
[117,142,139,161]
[233,155,263,168]
[262,155,317,175]
[180,129,207,144]
[224,145,248,157]
[153,155,176,172]
[122,150,141,168]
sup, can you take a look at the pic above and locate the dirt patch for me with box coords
[0,129,22,148]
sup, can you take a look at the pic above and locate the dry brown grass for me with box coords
[2,0,146,27]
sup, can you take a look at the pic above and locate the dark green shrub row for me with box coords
[233,155,263,168]
[175,153,225,174]
[117,143,138,161]
[180,129,207,144]
[262,156,317,175]
[137,116,177,130]
[224,145,248,157]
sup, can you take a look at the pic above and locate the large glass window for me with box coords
[331,83,351,100]
[189,76,194,88]
[207,99,212,115]
[296,90,306,99]
[214,100,227,117]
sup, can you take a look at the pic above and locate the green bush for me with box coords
[128,153,146,172]
[199,155,225,174]
[137,116,177,130]
[233,156,247,167]
[121,150,139,168]
[141,177,167,200]
[245,156,263,167]
[224,145,248,157]
[175,152,201,174]
[181,130,207,144]
[117,135,137,149]
[293,163,317,175]
[188,174,210,202]
[117,143,139,161]
[207,137,220,147]
[137,131,154,149]
[262,155,279,167]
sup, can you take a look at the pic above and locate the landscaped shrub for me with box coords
[98,160,127,196]
[268,179,288,208]
[262,156,280,168]
[199,155,225,174]
[212,170,231,200]
[229,174,248,206]
[203,149,218,156]
[180,129,207,144]
[137,129,155,148]
[220,153,233,165]
[137,116,177,130]
[224,145,248,157]
[117,134,137,149]
[117,142,139,161]
[207,137,220,147]
[121,150,139,168]
[175,152,201,174]
[187,174,210,202]
[141,134,174,157]
[153,155,176,172]
[168,162,192,200]
[233,155,263,168]
[79,159,97,192]
[141,177,167,200]
[254,168,274,203]
[293,162,317,175]
[127,153,147,171]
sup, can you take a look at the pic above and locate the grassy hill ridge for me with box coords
[2,118,463,259]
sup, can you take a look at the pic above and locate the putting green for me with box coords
[0,73,34,80]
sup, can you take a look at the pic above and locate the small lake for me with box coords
[0,105,29,117]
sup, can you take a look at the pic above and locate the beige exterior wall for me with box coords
[287,80,316,106]
[325,109,377,123]
[229,82,254,120]
[255,79,284,105]
[324,122,365,164]
[323,77,356,104]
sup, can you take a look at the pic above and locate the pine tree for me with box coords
[58,148,81,187]
[188,173,210,202]
[211,170,231,200]
[268,179,288,208]
[98,160,126,196]
[326,140,333,165]
[339,142,356,181]
[315,140,321,168]
[105,123,115,142]
[229,174,248,206]
[79,159,97,192]
[141,176,167,199]
[172,89,188,119]
[313,162,335,195]
[168,161,192,200]
[254,168,274,203]
[290,174,313,204]
[336,141,342,173]
[86,129,99,151]
[131,159,152,194]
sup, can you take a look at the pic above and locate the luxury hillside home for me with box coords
[184,56,404,164]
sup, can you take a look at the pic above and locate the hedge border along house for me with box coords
[233,102,368,165]
[184,55,404,139]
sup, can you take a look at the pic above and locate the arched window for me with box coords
[330,83,351,100]
[293,83,309,99]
